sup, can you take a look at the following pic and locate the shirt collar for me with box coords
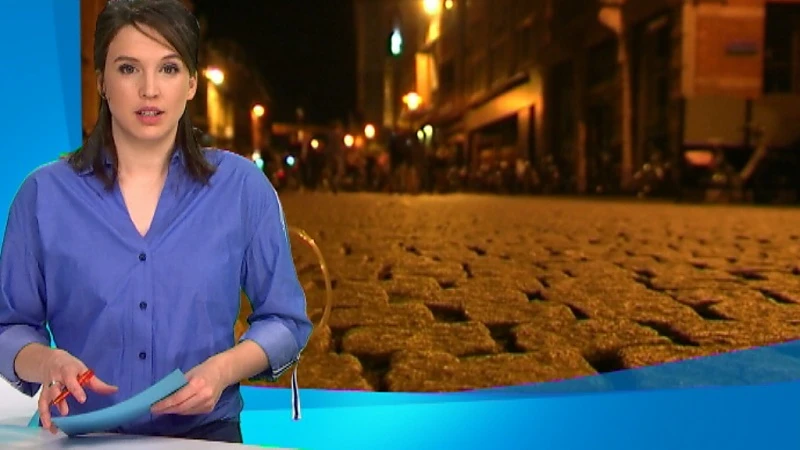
[77,146,186,176]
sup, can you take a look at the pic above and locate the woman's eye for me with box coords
[162,64,180,74]
[118,64,136,74]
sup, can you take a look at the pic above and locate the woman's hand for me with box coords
[150,357,228,416]
[38,349,118,433]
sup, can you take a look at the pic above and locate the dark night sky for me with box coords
[192,0,357,125]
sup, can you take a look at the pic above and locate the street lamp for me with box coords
[204,67,226,141]
[364,124,376,139]
[403,92,422,111]
[423,0,441,15]
[343,134,355,148]
[252,104,265,118]
[444,0,454,10]
[251,104,266,153]
[203,67,224,86]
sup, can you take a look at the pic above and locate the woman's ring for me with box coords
[47,380,62,388]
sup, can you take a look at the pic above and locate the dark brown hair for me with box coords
[68,0,215,188]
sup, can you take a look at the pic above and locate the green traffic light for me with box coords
[389,28,403,57]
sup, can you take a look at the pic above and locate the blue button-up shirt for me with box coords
[0,148,312,436]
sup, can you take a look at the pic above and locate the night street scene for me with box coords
[81,0,800,392]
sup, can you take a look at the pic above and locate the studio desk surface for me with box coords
[0,380,284,449]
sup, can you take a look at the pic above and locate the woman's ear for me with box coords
[96,70,105,99]
[187,75,197,100]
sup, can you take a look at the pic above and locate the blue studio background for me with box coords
[4,2,800,450]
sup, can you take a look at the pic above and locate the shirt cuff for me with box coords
[0,324,49,397]
[239,319,301,381]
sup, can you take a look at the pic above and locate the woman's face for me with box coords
[100,24,196,149]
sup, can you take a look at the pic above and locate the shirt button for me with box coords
[139,352,147,360]
[138,253,147,261]
[139,302,147,310]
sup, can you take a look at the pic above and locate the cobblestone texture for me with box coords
[240,193,800,392]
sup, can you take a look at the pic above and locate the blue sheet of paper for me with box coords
[43,369,188,436]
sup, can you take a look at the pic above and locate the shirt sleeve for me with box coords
[0,176,51,397]
[239,176,313,382]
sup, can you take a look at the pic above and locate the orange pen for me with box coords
[51,369,94,406]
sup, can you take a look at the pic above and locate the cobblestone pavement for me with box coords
[244,192,800,392]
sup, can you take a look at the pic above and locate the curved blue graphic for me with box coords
[240,340,800,449]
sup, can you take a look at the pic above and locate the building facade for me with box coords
[354,0,429,133]
[353,0,388,128]
[359,0,800,194]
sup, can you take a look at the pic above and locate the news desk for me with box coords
[0,381,284,449]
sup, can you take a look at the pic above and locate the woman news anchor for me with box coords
[0,0,312,443]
